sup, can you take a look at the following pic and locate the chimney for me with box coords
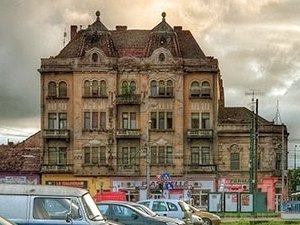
[174,26,182,31]
[70,25,78,40]
[116,25,127,31]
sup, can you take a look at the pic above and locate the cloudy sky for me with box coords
[0,0,299,164]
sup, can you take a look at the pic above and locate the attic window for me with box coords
[92,53,99,63]
[159,53,165,62]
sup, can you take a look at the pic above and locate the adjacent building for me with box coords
[38,11,288,211]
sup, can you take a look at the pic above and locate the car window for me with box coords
[152,201,167,211]
[139,201,150,208]
[166,202,178,211]
[33,197,81,220]
[111,205,135,218]
[97,205,109,215]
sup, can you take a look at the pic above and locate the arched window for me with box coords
[159,53,165,62]
[130,81,136,94]
[48,81,57,97]
[191,81,200,96]
[121,81,128,95]
[201,81,211,97]
[92,80,99,96]
[84,80,90,96]
[166,80,173,96]
[92,53,99,63]
[58,81,67,97]
[158,80,165,96]
[100,80,106,96]
[151,80,157,97]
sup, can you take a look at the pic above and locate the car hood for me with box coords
[154,215,185,225]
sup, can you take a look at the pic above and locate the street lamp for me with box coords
[146,120,152,198]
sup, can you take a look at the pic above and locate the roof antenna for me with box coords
[273,100,282,125]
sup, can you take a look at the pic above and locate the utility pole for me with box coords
[294,145,298,170]
[146,120,152,198]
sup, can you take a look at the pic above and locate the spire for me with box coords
[151,12,173,32]
[87,10,109,32]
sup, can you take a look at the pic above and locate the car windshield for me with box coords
[82,193,104,221]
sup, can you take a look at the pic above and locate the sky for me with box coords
[0,0,300,165]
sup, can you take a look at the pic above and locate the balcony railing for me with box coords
[186,164,217,173]
[187,129,213,139]
[116,129,141,139]
[41,164,73,172]
[116,165,140,176]
[116,94,141,105]
[43,129,70,139]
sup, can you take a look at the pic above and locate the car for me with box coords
[96,201,183,225]
[137,199,203,225]
[188,205,221,225]
[123,201,186,225]
[0,216,17,225]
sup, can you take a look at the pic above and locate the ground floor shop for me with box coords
[41,174,110,196]
[0,172,40,184]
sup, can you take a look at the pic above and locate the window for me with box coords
[121,80,136,95]
[201,81,211,97]
[151,111,173,130]
[201,113,210,129]
[48,147,67,165]
[191,146,210,165]
[58,81,67,97]
[121,147,137,165]
[83,111,106,130]
[92,53,98,63]
[33,198,81,220]
[151,146,173,165]
[275,152,281,170]
[48,113,67,129]
[159,53,165,62]
[230,153,240,170]
[83,80,107,97]
[122,112,136,129]
[151,81,157,96]
[150,79,173,97]
[48,81,57,97]
[191,81,200,96]
[48,81,68,98]
[191,113,200,129]
[83,146,107,165]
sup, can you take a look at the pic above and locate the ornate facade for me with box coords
[38,11,287,211]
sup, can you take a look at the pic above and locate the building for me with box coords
[0,132,42,184]
[38,11,287,210]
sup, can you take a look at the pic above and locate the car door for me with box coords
[165,201,184,219]
[150,200,169,217]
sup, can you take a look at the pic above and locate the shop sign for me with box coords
[46,180,88,189]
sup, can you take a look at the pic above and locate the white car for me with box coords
[138,199,203,225]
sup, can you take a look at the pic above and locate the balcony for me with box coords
[116,94,141,105]
[187,129,213,139]
[43,129,70,140]
[41,164,73,173]
[116,129,141,139]
[186,164,217,173]
[116,164,140,176]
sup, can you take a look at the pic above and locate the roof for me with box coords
[56,11,206,59]
[218,107,272,124]
[0,184,88,196]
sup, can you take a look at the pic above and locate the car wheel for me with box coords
[202,218,212,225]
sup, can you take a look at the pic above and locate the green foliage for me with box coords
[290,168,300,193]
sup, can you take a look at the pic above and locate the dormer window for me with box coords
[92,53,99,63]
[159,53,165,62]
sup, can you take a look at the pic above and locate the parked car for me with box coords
[0,216,17,225]
[96,201,183,225]
[0,184,119,225]
[188,205,221,225]
[137,199,203,225]
[123,201,186,225]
